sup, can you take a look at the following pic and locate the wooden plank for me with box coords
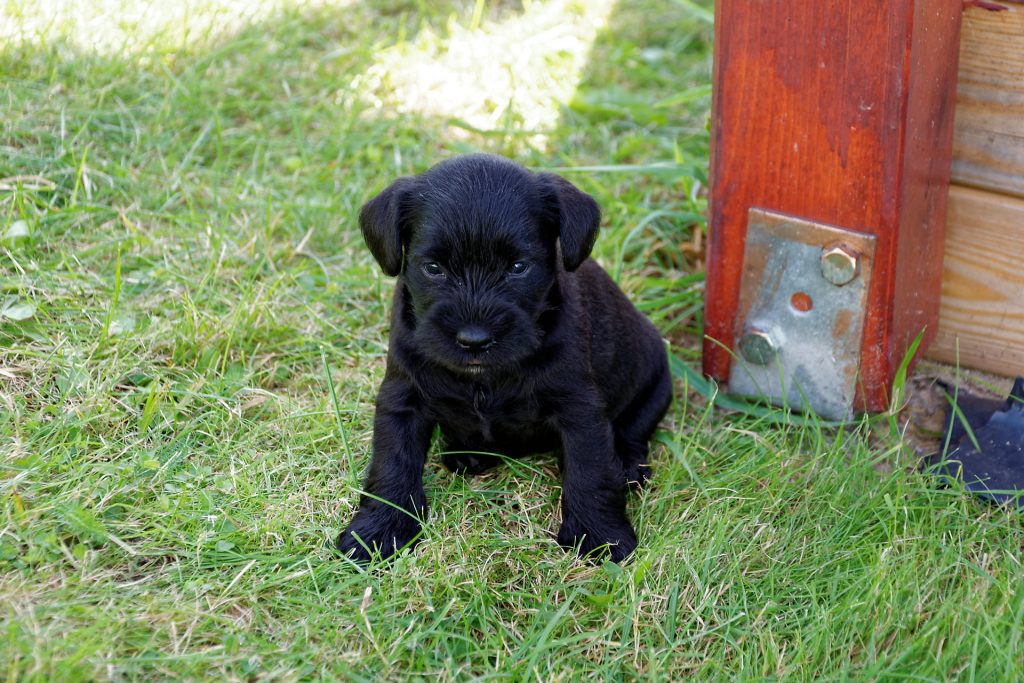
[928,184,1024,376]
[951,5,1024,198]
[704,0,962,412]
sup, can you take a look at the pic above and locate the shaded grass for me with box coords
[2,0,1023,680]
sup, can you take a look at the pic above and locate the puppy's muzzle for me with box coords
[455,325,494,353]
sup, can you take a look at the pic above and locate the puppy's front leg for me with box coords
[556,404,637,563]
[336,377,433,563]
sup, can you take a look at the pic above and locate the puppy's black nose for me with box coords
[456,326,494,352]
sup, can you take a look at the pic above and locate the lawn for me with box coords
[2,0,1023,680]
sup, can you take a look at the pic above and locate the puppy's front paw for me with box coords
[623,461,653,489]
[335,506,424,564]
[441,450,502,475]
[557,514,638,564]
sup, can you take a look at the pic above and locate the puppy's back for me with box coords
[567,259,667,418]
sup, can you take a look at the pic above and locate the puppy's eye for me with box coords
[422,262,445,278]
[508,261,529,276]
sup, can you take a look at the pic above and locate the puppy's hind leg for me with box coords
[441,445,503,476]
[613,362,673,488]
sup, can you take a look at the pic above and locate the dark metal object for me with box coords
[932,377,1024,507]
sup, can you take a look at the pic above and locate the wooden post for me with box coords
[703,0,964,412]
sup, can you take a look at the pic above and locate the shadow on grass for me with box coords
[1,0,712,243]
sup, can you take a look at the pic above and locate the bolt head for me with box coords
[739,330,777,366]
[820,245,860,286]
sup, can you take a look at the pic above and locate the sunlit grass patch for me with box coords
[1,0,345,55]
[354,0,616,150]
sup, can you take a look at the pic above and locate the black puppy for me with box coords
[337,154,672,563]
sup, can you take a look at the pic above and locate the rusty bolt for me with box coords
[739,329,777,366]
[820,245,860,286]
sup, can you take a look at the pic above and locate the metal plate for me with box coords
[727,209,877,420]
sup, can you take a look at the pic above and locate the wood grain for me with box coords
[952,6,1024,198]
[704,0,962,411]
[928,184,1024,376]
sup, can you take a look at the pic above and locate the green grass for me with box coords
[1,0,1023,680]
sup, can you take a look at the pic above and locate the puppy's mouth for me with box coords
[462,358,487,376]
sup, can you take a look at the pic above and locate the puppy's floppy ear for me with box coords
[359,177,417,276]
[537,173,601,272]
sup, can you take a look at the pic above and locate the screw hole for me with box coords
[790,291,813,313]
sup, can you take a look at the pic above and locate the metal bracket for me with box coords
[727,209,877,420]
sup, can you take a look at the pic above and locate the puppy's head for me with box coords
[359,154,600,376]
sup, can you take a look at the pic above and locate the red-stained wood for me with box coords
[703,0,963,412]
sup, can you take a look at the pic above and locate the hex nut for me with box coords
[739,330,777,366]
[820,245,860,286]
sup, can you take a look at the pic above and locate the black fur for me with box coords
[337,154,672,563]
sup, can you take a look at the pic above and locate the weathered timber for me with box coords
[952,5,1024,199]
[929,184,1024,376]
